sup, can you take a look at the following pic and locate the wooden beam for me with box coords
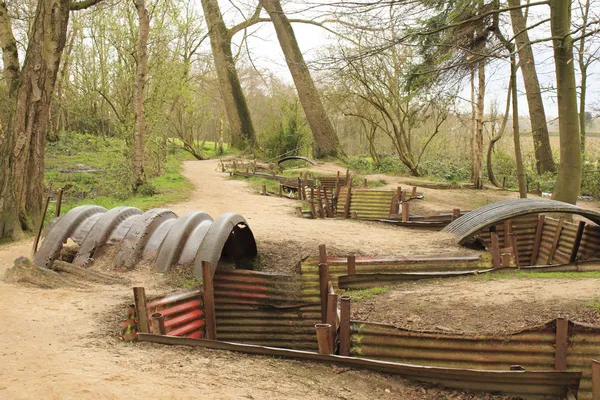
[531,215,546,265]
[201,261,217,340]
[570,221,586,263]
[554,318,569,371]
[547,217,565,264]
[133,287,149,334]
[339,296,351,356]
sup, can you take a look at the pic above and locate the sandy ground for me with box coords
[0,159,597,399]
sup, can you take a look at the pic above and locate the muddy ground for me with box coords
[1,159,598,399]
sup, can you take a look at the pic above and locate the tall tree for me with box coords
[549,0,581,204]
[507,0,555,174]
[132,0,149,190]
[260,0,341,157]
[200,0,256,149]
[0,0,104,239]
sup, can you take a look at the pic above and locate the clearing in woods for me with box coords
[1,159,598,399]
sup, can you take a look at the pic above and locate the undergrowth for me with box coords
[344,286,390,302]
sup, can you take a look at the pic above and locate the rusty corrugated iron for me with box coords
[137,333,582,399]
[213,268,320,350]
[350,319,600,399]
[147,290,205,339]
[301,254,492,301]
[34,206,258,277]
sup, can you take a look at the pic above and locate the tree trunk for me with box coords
[0,0,71,239]
[580,67,587,157]
[260,0,341,158]
[507,0,555,174]
[511,56,527,198]
[0,1,20,97]
[549,0,581,204]
[473,60,485,189]
[132,0,149,190]
[53,23,78,140]
[470,67,476,182]
[487,76,512,188]
[201,0,255,150]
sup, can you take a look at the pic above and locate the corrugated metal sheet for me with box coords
[477,216,539,266]
[443,199,600,243]
[147,290,205,338]
[213,268,320,350]
[301,255,491,302]
[578,224,600,261]
[350,319,599,400]
[336,188,395,220]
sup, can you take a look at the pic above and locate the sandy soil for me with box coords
[0,159,597,399]
[352,276,600,335]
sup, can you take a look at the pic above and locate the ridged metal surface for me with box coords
[146,290,205,338]
[350,319,600,399]
[477,216,539,266]
[301,255,491,302]
[35,206,257,274]
[443,199,600,244]
[213,268,320,350]
[336,188,395,220]
[276,156,317,165]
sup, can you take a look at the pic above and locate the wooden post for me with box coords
[396,187,402,214]
[253,159,257,173]
[319,244,327,264]
[389,195,397,217]
[345,169,350,186]
[554,318,569,371]
[32,196,51,256]
[327,293,338,351]
[56,188,64,217]
[279,184,283,197]
[323,187,333,218]
[151,312,166,335]
[245,166,249,177]
[412,186,417,197]
[334,171,342,208]
[502,176,506,190]
[531,215,546,265]
[309,200,316,219]
[316,186,324,218]
[262,184,267,196]
[490,228,501,268]
[570,221,586,262]
[318,262,329,323]
[509,233,520,266]
[401,194,409,222]
[344,180,353,219]
[133,287,150,334]
[592,360,600,400]
[452,208,461,221]
[315,323,333,355]
[363,178,368,187]
[339,296,351,356]
[302,177,308,200]
[201,261,217,340]
[547,217,565,264]
[501,248,513,267]
[347,253,356,275]
[295,207,303,217]
[297,178,303,200]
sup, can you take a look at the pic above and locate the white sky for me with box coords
[217,0,600,120]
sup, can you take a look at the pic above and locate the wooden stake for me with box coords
[501,248,512,267]
[363,178,368,187]
[531,215,546,265]
[318,262,329,323]
[297,178,303,200]
[133,287,149,334]
[504,219,512,245]
[344,181,353,219]
[56,188,64,217]
[592,359,600,400]
[262,184,267,196]
[339,296,351,356]
[319,244,328,264]
[570,221,586,263]
[452,208,461,221]
[202,261,217,340]
[490,228,501,268]
[554,318,569,371]
[396,187,402,214]
[323,187,333,217]
[509,233,520,266]
[316,186,324,218]
[347,253,356,275]
[32,196,51,256]
[279,184,283,197]
[547,217,565,264]
[412,186,417,197]
[401,198,409,222]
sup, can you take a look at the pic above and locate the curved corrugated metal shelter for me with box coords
[277,156,317,166]
[443,199,600,244]
[34,206,257,276]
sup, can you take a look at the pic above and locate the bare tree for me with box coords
[132,0,149,190]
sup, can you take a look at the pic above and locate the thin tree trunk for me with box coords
[578,0,590,157]
[260,0,341,158]
[507,0,555,174]
[0,1,20,97]
[549,0,581,204]
[470,67,476,182]
[511,56,527,198]
[53,23,78,140]
[487,76,512,188]
[473,60,485,189]
[201,0,255,150]
[132,0,149,190]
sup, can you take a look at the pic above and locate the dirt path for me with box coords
[0,160,514,400]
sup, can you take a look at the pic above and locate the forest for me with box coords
[0,0,599,240]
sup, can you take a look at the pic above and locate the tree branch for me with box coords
[70,0,105,10]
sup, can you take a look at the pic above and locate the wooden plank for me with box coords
[133,287,150,334]
[592,359,600,400]
[202,261,217,340]
[554,318,569,371]
[339,296,351,356]
[547,217,565,264]
[570,221,586,262]
[531,215,545,265]
[490,229,501,268]
[318,262,329,323]
[344,181,352,219]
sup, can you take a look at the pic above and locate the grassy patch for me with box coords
[44,132,198,218]
[474,270,600,281]
[587,299,600,313]
[344,286,390,302]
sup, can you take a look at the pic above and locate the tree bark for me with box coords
[577,0,591,157]
[507,0,555,174]
[132,0,149,190]
[0,0,71,239]
[470,67,476,182]
[511,56,527,198]
[53,23,78,140]
[549,0,581,204]
[0,1,20,97]
[473,60,485,189]
[201,0,256,150]
[487,76,512,188]
[260,0,341,158]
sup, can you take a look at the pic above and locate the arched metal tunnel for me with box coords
[34,205,258,277]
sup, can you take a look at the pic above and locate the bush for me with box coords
[136,182,158,197]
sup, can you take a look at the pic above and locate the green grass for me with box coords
[474,270,600,281]
[587,299,600,313]
[43,132,205,219]
[344,286,390,302]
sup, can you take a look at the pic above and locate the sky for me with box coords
[217,0,600,121]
